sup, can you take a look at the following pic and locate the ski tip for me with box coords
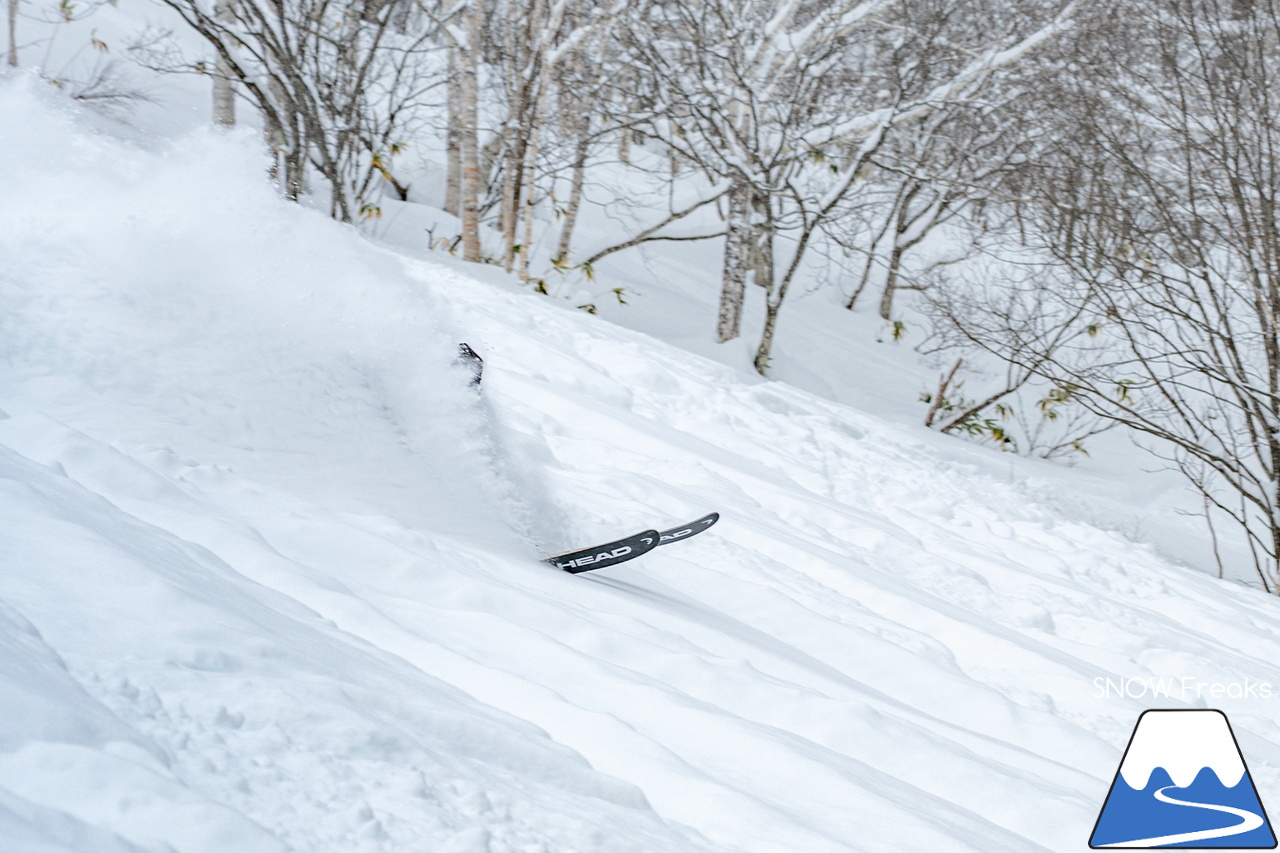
[455,342,483,387]
[657,512,720,545]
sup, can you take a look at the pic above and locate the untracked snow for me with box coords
[3,76,1280,853]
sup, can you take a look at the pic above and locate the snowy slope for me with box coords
[4,76,1280,853]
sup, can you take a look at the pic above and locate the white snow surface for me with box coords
[1118,711,1246,790]
[3,76,1280,853]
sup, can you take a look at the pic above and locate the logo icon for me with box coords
[1091,709,1276,848]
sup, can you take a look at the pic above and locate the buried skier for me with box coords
[457,342,718,572]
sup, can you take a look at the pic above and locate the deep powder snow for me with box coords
[3,78,1280,853]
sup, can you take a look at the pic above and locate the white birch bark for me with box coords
[553,12,588,263]
[7,0,19,68]
[504,0,579,275]
[718,180,751,343]
[516,0,571,282]
[498,0,529,273]
[211,0,236,126]
[444,47,461,217]
[458,1,483,262]
[499,135,522,271]
[556,132,589,262]
[517,86,550,283]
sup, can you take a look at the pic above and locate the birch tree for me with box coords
[939,0,1280,589]
[7,0,18,67]
[550,22,601,265]
[840,81,1039,320]
[147,0,438,220]
[484,0,624,280]
[430,0,484,261]
[211,0,235,126]
[622,0,1078,374]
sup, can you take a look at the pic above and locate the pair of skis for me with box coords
[545,512,719,573]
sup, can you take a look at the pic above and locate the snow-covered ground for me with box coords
[5,75,1280,853]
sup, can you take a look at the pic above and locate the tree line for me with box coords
[130,0,1074,365]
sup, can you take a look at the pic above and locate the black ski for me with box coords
[657,512,719,545]
[456,343,484,387]
[546,513,720,573]
[545,529,660,573]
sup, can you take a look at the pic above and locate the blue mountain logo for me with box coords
[1091,709,1276,848]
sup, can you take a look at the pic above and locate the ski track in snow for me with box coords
[2,79,1280,852]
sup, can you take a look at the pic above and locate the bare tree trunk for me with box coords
[748,190,773,289]
[556,132,589,262]
[753,221,789,374]
[500,76,529,271]
[717,180,751,343]
[211,0,236,126]
[514,0,597,273]
[878,244,906,319]
[846,249,881,311]
[500,132,522,271]
[517,6,568,283]
[753,216,815,375]
[923,358,964,427]
[499,0,529,273]
[444,47,461,217]
[518,150,537,281]
[754,263,797,374]
[263,76,295,197]
[846,189,901,310]
[284,146,305,202]
[754,300,781,373]
[263,113,283,186]
[458,1,483,262]
[6,0,18,68]
[618,127,631,165]
[479,133,503,185]
[518,104,547,283]
[879,187,952,319]
[553,7,587,262]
